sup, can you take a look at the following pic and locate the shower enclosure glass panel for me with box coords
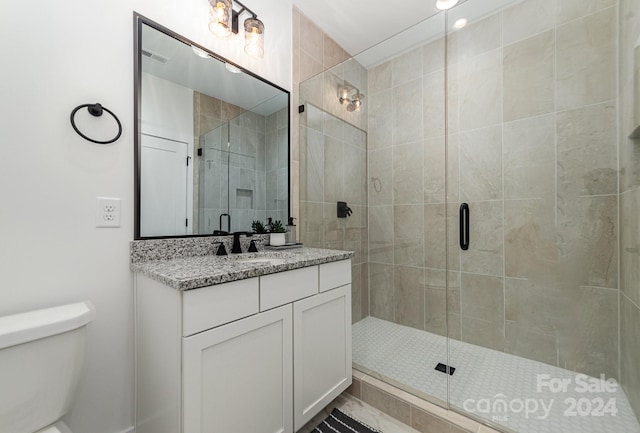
[445,1,638,432]
[197,94,289,234]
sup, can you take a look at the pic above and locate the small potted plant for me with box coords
[269,220,286,246]
[251,220,267,234]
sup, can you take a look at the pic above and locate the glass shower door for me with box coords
[444,1,627,432]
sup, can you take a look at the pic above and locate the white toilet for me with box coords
[0,302,95,433]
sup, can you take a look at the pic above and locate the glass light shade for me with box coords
[209,0,232,38]
[244,18,264,58]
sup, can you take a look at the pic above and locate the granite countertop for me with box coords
[130,247,354,291]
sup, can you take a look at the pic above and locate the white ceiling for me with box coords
[290,0,522,68]
[141,23,287,116]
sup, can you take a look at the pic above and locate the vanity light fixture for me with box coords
[208,0,265,59]
[209,0,233,37]
[338,83,365,113]
[435,0,459,10]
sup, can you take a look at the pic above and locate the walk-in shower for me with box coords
[299,0,640,432]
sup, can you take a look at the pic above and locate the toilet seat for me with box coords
[35,421,72,433]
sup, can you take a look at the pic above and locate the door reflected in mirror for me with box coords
[134,14,290,239]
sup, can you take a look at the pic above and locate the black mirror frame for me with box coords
[133,12,291,240]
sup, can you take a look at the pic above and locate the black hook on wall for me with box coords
[70,103,122,144]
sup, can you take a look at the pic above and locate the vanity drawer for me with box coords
[182,278,259,336]
[260,266,319,311]
[319,260,351,292]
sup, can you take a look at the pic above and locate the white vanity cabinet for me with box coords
[134,259,351,433]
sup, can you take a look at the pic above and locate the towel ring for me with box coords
[70,103,122,144]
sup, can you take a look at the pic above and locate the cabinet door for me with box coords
[183,304,293,433]
[293,285,352,431]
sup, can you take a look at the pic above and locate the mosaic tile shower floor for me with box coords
[353,316,640,433]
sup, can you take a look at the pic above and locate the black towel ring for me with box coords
[70,103,122,144]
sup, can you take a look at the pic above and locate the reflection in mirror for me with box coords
[135,15,290,239]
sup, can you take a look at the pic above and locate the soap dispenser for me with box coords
[286,217,297,244]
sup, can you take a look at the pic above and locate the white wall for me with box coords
[0,1,291,433]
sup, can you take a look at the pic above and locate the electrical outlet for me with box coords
[96,197,121,228]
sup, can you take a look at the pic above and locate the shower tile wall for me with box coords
[195,92,284,233]
[367,0,620,379]
[294,7,370,323]
[264,108,290,226]
[193,92,243,233]
[619,0,640,419]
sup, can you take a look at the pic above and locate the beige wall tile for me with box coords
[361,263,370,318]
[300,201,324,247]
[557,286,618,378]
[458,13,502,61]
[368,89,393,151]
[324,34,349,69]
[505,320,558,366]
[392,47,423,87]
[503,114,555,200]
[424,137,447,204]
[557,194,618,288]
[346,377,362,399]
[459,49,503,131]
[352,263,362,322]
[503,30,555,121]
[394,142,424,205]
[299,126,324,202]
[460,201,504,276]
[557,0,616,24]
[503,0,554,45]
[423,70,446,140]
[394,205,424,267]
[459,125,503,201]
[621,188,640,306]
[394,266,426,330]
[369,148,393,206]
[461,314,505,352]
[556,7,616,111]
[461,273,504,324]
[361,383,412,425]
[621,294,640,419]
[324,135,344,203]
[393,78,424,145]
[344,144,366,206]
[557,101,618,197]
[370,262,395,321]
[411,406,457,433]
[369,61,392,95]
[423,38,445,75]
[424,204,446,270]
[369,205,394,264]
[299,13,323,63]
[504,198,557,279]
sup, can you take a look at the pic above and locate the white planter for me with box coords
[270,233,286,246]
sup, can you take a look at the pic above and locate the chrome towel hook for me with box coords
[70,103,122,144]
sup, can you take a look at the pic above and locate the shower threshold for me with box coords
[352,316,640,433]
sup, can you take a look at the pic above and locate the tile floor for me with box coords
[353,316,640,433]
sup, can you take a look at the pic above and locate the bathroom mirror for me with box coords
[134,14,290,239]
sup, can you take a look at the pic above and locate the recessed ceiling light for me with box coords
[225,63,243,74]
[453,18,468,29]
[191,46,210,58]
[435,0,459,10]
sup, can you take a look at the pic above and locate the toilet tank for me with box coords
[0,302,95,433]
